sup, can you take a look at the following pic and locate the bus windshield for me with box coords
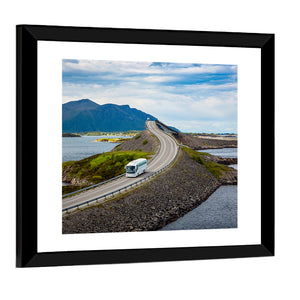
[126,166,136,173]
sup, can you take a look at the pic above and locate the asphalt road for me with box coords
[62,121,179,211]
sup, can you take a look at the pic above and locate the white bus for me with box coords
[125,158,147,177]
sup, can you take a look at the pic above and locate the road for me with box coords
[62,121,179,211]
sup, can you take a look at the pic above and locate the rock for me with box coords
[62,151,229,234]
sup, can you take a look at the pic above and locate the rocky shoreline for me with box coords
[173,132,237,150]
[62,150,237,234]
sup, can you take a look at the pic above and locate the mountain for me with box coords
[62,99,157,133]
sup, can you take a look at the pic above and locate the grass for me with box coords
[62,150,152,193]
[94,137,127,143]
[62,184,89,195]
[182,147,230,179]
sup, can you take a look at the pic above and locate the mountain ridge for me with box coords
[62,99,157,133]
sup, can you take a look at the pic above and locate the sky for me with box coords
[62,59,237,133]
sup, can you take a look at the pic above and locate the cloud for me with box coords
[171,120,237,133]
[62,59,238,133]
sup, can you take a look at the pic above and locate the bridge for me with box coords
[154,120,179,135]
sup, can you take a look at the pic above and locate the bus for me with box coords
[125,158,147,177]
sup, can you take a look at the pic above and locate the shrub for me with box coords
[62,150,152,185]
[183,147,229,179]
[143,139,148,145]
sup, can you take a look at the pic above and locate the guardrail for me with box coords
[62,144,180,213]
[63,123,162,199]
[62,173,126,198]
[155,120,179,135]
[62,133,161,199]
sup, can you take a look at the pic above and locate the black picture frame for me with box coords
[16,25,274,268]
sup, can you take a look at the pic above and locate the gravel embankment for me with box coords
[174,132,237,149]
[62,150,222,234]
[114,129,158,153]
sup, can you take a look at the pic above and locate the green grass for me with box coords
[62,184,89,195]
[182,147,230,178]
[62,150,152,187]
[62,160,75,168]
[95,137,127,143]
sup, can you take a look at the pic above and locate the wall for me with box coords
[1,1,298,299]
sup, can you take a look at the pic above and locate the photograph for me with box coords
[16,24,273,267]
[61,59,238,234]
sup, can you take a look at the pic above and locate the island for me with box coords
[62,133,81,137]
[94,137,128,143]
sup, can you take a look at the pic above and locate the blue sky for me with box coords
[62,59,237,133]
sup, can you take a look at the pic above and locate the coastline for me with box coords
[63,150,237,233]
[62,129,237,233]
